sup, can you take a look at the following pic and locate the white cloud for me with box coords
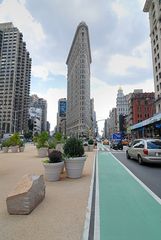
[111,1,129,19]
[107,54,147,76]
[107,39,151,76]
[132,39,151,58]
[32,62,66,80]
[32,66,49,81]
[32,88,67,130]
[0,0,46,55]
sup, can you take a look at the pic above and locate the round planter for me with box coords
[38,148,48,158]
[43,161,64,181]
[65,156,86,179]
[84,146,88,152]
[2,147,9,153]
[88,145,93,152]
[11,146,19,153]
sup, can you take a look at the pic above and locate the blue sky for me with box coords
[0,0,154,131]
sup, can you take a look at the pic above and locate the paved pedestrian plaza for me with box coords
[0,144,95,240]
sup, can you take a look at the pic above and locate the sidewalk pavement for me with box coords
[0,144,95,240]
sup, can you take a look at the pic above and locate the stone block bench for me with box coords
[6,174,45,215]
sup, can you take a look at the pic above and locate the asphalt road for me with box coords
[102,145,161,199]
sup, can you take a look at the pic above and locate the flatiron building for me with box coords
[66,22,92,137]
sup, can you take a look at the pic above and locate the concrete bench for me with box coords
[6,174,45,215]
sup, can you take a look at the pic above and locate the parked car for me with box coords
[110,139,123,150]
[126,138,161,164]
[103,139,109,145]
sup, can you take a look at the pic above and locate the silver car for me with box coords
[126,139,161,164]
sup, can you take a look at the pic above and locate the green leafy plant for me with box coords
[63,137,84,158]
[19,140,24,147]
[9,133,21,146]
[55,132,62,142]
[88,139,94,145]
[2,139,10,147]
[36,131,49,149]
[47,150,63,163]
[48,138,56,149]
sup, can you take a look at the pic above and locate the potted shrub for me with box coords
[19,140,25,152]
[9,133,21,153]
[63,137,86,179]
[36,131,49,158]
[43,150,64,181]
[1,139,10,153]
[88,139,94,152]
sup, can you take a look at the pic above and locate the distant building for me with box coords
[46,121,50,134]
[29,107,42,135]
[116,87,128,132]
[0,22,31,134]
[57,98,67,136]
[143,0,161,113]
[127,90,155,126]
[108,108,117,136]
[105,118,111,139]
[30,95,47,132]
[66,22,92,137]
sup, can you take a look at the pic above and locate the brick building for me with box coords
[127,90,155,126]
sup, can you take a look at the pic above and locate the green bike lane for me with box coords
[96,150,161,240]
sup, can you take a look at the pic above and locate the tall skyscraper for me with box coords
[30,94,47,132]
[66,22,92,137]
[143,0,161,112]
[0,22,31,134]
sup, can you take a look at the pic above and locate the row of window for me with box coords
[153,34,158,46]
[156,72,161,81]
[154,43,159,54]
[154,53,160,63]
[155,62,160,72]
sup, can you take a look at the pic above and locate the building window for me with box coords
[159,72,161,78]
[157,84,159,91]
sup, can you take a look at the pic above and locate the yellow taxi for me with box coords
[103,139,109,145]
[122,139,129,146]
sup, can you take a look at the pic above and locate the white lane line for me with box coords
[110,152,161,205]
[94,150,100,240]
[81,153,96,240]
